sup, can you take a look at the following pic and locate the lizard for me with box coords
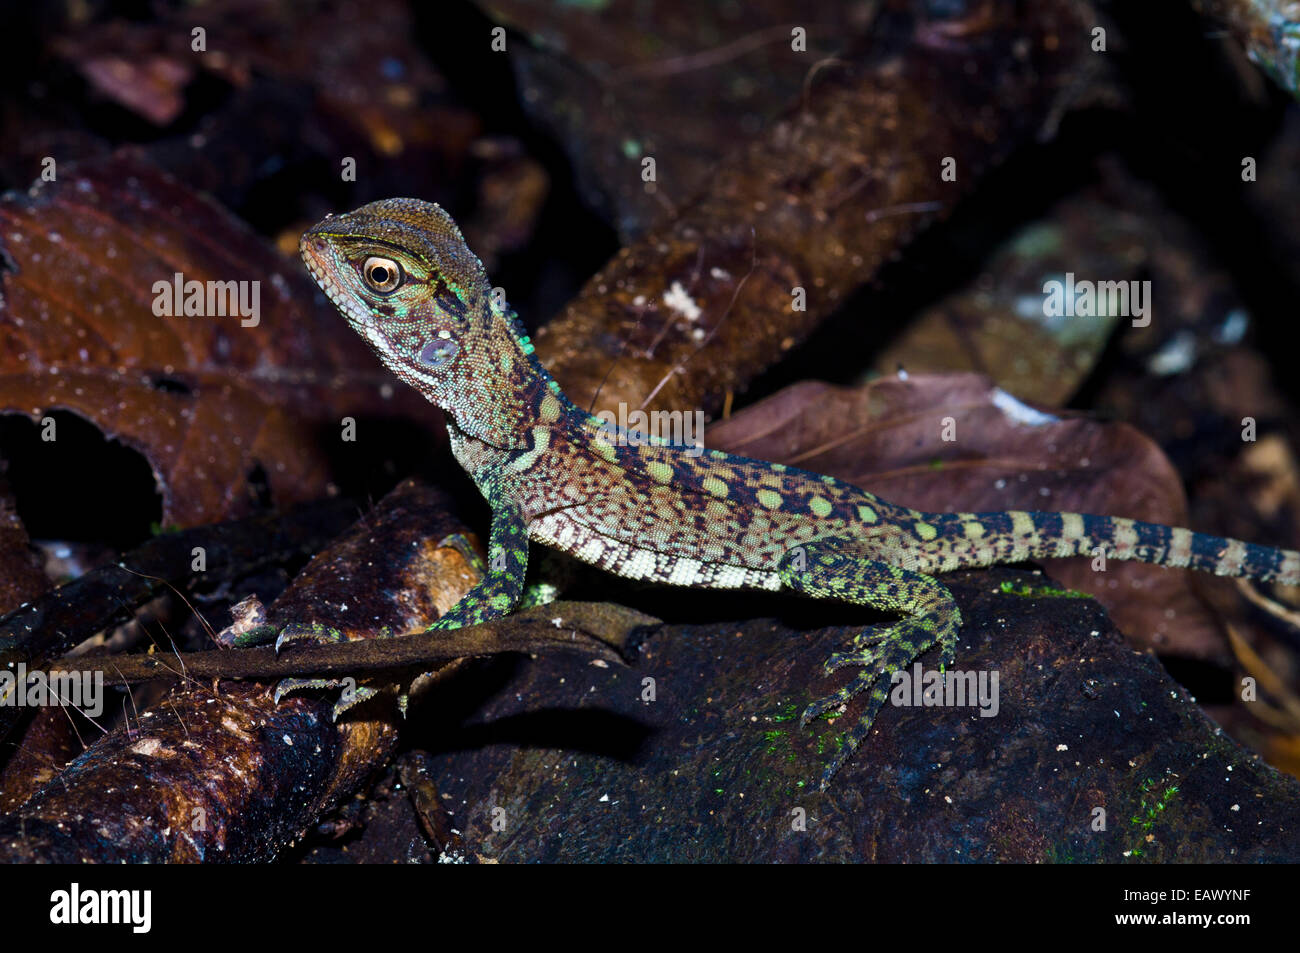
[294,197,1300,790]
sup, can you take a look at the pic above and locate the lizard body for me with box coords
[299,198,1300,788]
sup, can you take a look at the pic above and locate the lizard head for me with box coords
[300,197,497,401]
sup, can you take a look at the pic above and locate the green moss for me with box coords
[771,702,802,724]
[999,580,1090,599]
[815,731,845,756]
[1125,776,1181,859]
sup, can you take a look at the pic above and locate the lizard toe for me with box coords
[273,676,347,705]
[331,684,381,721]
[823,648,882,675]
[275,622,346,654]
[851,625,890,648]
[799,685,852,727]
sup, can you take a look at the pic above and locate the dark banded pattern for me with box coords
[920,510,1300,586]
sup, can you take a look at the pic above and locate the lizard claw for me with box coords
[331,684,380,721]
[269,619,417,720]
[273,676,381,721]
[850,625,890,649]
[271,623,374,715]
[275,622,346,654]
[799,680,854,727]
[274,676,347,705]
[823,648,882,675]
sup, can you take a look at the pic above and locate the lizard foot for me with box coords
[273,676,381,720]
[274,621,347,653]
[801,614,958,791]
[821,626,892,672]
[274,676,346,704]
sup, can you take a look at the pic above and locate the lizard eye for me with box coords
[362,256,403,293]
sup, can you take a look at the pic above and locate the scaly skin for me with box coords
[298,197,1300,789]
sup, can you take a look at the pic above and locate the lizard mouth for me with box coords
[299,235,330,283]
[299,236,373,326]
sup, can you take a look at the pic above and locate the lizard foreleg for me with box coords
[426,507,530,631]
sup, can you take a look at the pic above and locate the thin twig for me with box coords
[46,602,659,688]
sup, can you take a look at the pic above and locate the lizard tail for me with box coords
[933,510,1300,586]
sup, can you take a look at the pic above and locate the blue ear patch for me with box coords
[419,338,460,368]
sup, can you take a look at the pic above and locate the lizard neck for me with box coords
[438,299,587,453]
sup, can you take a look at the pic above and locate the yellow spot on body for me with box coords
[539,393,562,424]
[702,476,729,498]
[757,489,783,510]
[857,505,877,523]
[915,521,938,541]
[808,496,833,518]
[646,460,674,484]
[964,521,985,539]
[705,499,729,521]
[592,437,617,462]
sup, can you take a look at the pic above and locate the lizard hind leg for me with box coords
[777,540,962,790]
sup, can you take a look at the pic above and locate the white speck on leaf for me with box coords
[990,388,1057,426]
[662,281,702,321]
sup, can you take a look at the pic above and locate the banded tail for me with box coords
[927,510,1300,585]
